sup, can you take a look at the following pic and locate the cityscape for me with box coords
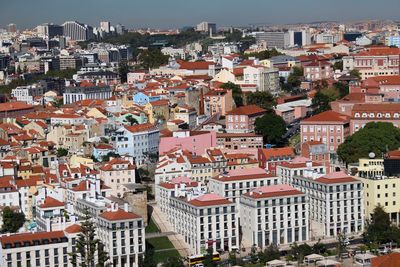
[1,3,400,267]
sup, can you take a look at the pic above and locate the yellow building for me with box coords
[356,158,400,223]
[357,158,384,178]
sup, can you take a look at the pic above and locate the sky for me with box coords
[1,0,400,29]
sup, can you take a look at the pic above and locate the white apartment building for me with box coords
[208,168,279,205]
[155,149,191,185]
[240,184,309,248]
[155,176,206,222]
[0,230,73,267]
[49,114,85,125]
[97,206,145,267]
[99,157,136,197]
[169,193,239,255]
[243,66,280,94]
[0,181,20,209]
[63,86,112,105]
[112,124,160,166]
[11,84,43,104]
[279,163,364,238]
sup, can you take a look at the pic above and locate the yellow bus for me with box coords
[188,253,221,266]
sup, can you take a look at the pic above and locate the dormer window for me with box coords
[377,113,383,118]
[355,113,360,118]
[385,113,391,118]
[362,113,368,118]
[394,113,399,118]
[369,113,375,118]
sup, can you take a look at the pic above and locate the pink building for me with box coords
[159,130,217,156]
[275,99,312,124]
[226,105,266,133]
[301,141,331,173]
[127,70,148,84]
[350,76,400,102]
[343,47,400,80]
[258,147,295,175]
[300,110,350,153]
[330,93,366,116]
[350,103,400,134]
[204,88,233,116]
[303,61,333,81]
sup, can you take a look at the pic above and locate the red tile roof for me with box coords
[40,197,65,209]
[244,185,304,199]
[314,171,359,184]
[64,224,81,234]
[99,209,141,221]
[352,103,400,112]
[0,231,66,249]
[259,147,295,160]
[301,110,350,124]
[177,60,214,70]
[0,102,33,112]
[188,193,232,207]
[227,105,266,116]
[371,252,400,267]
[124,123,157,133]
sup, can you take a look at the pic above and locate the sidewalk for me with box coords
[149,203,190,257]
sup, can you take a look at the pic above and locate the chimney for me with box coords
[306,160,312,169]
[95,178,101,195]
[46,218,51,232]
[90,180,96,198]
[124,203,129,212]
[114,202,119,211]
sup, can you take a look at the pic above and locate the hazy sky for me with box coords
[1,0,400,29]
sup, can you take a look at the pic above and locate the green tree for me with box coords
[258,244,280,264]
[289,242,312,263]
[250,245,258,264]
[203,247,217,267]
[162,257,185,267]
[1,207,25,233]
[101,152,121,162]
[246,91,276,111]
[53,97,64,108]
[139,243,157,267]
[119,62,130,83]
[138,49,170,69]
[333,61,343,71]
[312,240,327,254]
[124,115,138,126]
[220,82,243,107]
[287,74,301,87]
[363,205,395,244]
[228,251,237,266]
[57,148,69,157]
[350,69,361,79]
[292,66,304,77]
[69,209,109,267]
[255,113,287,145]
[311,91,331,115]
[243,48,282,60]
[337,122,400,164]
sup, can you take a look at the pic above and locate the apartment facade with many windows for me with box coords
[240,184,309,248]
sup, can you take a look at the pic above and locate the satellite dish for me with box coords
[369,152,375,159]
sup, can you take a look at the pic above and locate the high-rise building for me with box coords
[37,23,63,39]
[196,21,217,34]
[115,24,126,35]
[100,21,111,33]
[256,32,290,49]
[288,30,312,47]
[62,21,94,41]
[6,23,17,33]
